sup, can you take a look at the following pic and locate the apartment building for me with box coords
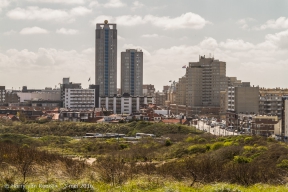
[186,55,227,107]
[99,93,154,114]
[155,92,166,107]
[64,89,96,111]
[251,116,281,137]
[283,97,288,137]
[227,82,259,114]
[259,88,288,118]
[0,86,5,103]
[143,84,155,97]
[175,76,186,105]
[121,49,143,96]
[95,20,117,97]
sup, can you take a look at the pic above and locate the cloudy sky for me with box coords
[1,0,288,91]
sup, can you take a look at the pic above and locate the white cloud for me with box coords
[56,28,79,35]
[265,29,288,49]
[0,48,94,88]
[131,1,144,11]
[0,0,9,12]
[20,27,49,35]
[89,1,100,8]
[3,30,17,35]
[91,15,145,26]
[237,18,257,30]
[103,0,126,8]
[7,6,91,22]
[258,17,288,30]
[70,6,92,16]
[219,39,255,50]
[25,0,85,4]
[145,12,210,30]
[199,37,218,50]
[141,34,159,38]
[91,12,210,29]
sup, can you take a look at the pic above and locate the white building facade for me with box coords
[99,94,154,114]
[64,89,95,110]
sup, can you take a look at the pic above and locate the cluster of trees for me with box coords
[0,120,199,137]
[1,119,288,189]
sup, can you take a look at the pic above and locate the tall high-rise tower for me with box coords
[121,49,143,96]
[185,55,227,107]
[95,20,117,97]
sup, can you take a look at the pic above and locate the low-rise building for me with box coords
[251,116,281,137]
[99,93,154,114]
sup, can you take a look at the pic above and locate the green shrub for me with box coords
[243,146,254,151]
[244,137,253,143]
[165,139,172,146]
[119,143,128,149]
[187,144,207,154]
[233,156,252,164]
[224,141,233,147]
[198,138,207,143]
[256,146,268,151]
[211,142,224,151]
[277,159,288,169]
[185,136,194,142]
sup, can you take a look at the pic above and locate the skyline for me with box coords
[1,0,288,90]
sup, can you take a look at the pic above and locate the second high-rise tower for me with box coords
[95,20,117,96]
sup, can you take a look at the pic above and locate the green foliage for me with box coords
[185,136,194,142]
[243,146,254,151]
[224,141,233,147]
[165,139,172,146]
[256,146,268,151]
[119,143,129,149]
[198,138,207,143]
[244,137,253,143]
[211,142,224,151]
[276,159,288,169]
[187,144,207,154]
[233,156,252,164]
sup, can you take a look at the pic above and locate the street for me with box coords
[197,121,238,136]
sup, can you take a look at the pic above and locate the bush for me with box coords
[165,139,172,146]
[256,146,268,151]
[243,146,254,151]
[187,144,207,154]
[224,141,233,147]
[244,137,253,143]
[276,159,288,169]
[198,138,207,143]
[233,156,252,164]
[211,142,224,151]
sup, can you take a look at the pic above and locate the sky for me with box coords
[1,0,288,91]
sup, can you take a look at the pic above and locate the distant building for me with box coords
[251,116,281,137]
[186,55,227,107]
[155,92,166,107]
[59,110,95,122]
[121,49,143,96]
[99,93,154,114]
[95,20,117,97]
[60,78,81,107]
[143,84,155,97]
[283,97,288,137]
[0,86,5,103]
[227,82,259,114]
[175,76,186,105]
[259,88,288,118]
[64,87,98,111]
[5,91,20,103]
